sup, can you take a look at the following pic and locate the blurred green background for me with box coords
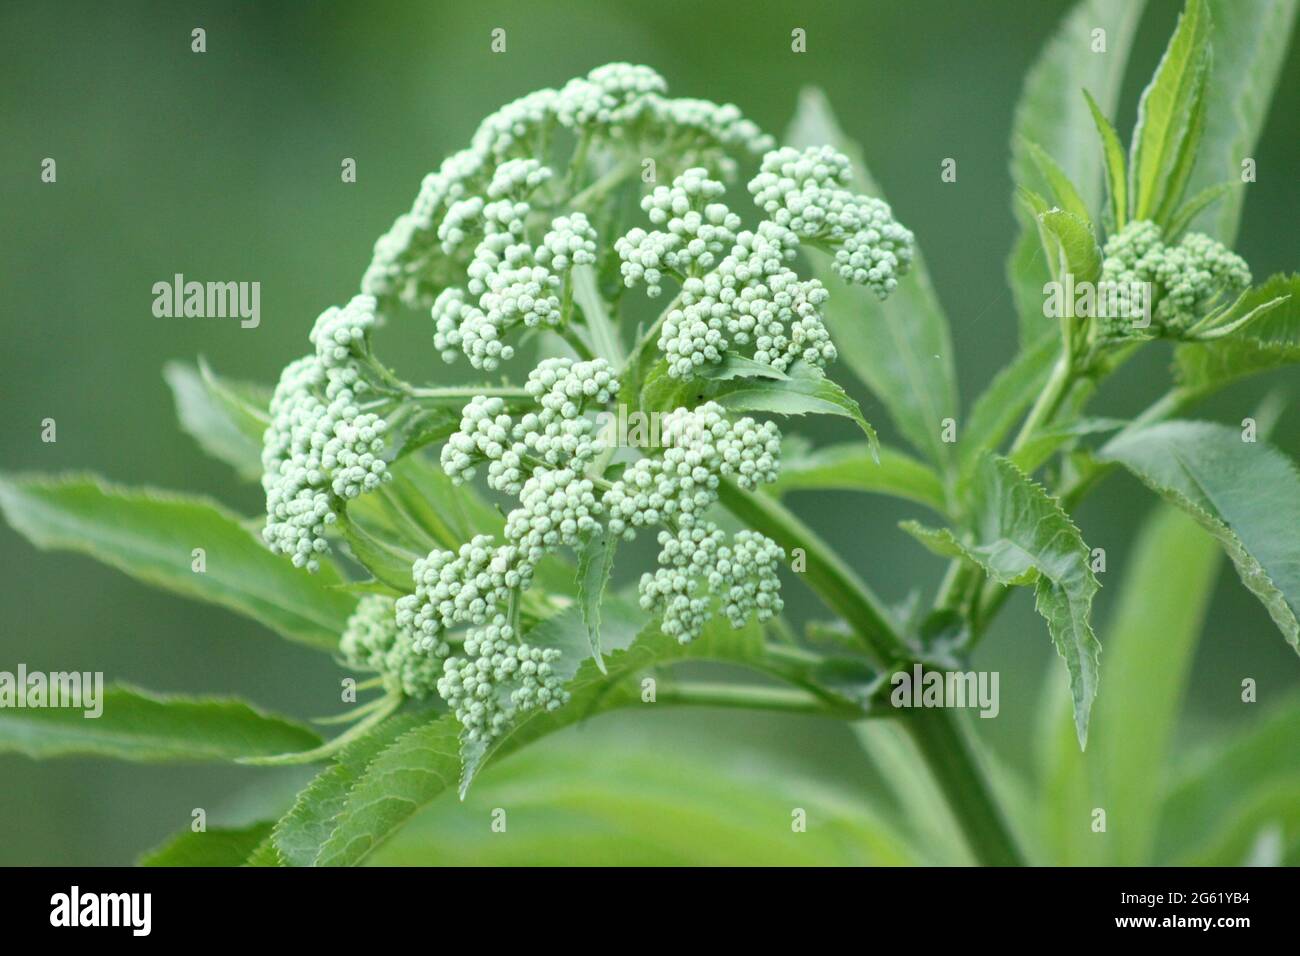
[1,0,1296,864]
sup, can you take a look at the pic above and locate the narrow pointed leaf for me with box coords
[0,684,320,762]
[768,442,948,517]
[0,474,353,650]
[1082,89,1127,230]
[1129,0,1211,220]
[1174,274,1300,390]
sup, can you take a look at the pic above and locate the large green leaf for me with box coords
[1183,0,1299,242]
[786,87,958,470]
[0,474,353,650]
[1174,273,1300,391]
[1010,0,1147,344]
[904,454,1101,746]
[164,361,268,480]
[280,608,791,865]
[1129,0,1212,221]
[140,822,275,866]
[1092,505,1222,866]
[767,441,948,517]
[1099,421,1300,653]
[0,684,320,762]
[369,737,919,866]
[1155,694,1300,864]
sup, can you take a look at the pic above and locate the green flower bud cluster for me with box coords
[640,525,784,643]
[617,145,909,380]
[262,295,392,572]
[403,358,623,738]
[1099,220,1251,337]
[658,220,835,378]
[615,168,743,297]
[748,145,914,297]
[602,402,782,537]
[440,357,618,493]
[362,63,772,315]
[435,614,568,743]
[396,535,526,652]
[598,403,784,643]
[339,594,441,699]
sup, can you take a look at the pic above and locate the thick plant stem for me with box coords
[902,706,1024,866]
[716,481,1024,866]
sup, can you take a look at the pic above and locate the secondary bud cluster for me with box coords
[339,594,441,698]
[262,295,391,572]
[363,63,772,315]
[1099,220,1251,337]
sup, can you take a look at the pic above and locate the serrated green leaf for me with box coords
[786,87,958,469]
[712,359,880,454]
[699,354,790,382]
[1181,0,1299,242]
[0,684,320,763]
[1010,0,1147,345]
[140,822,275,866]
[1082,89,1128,230]
[164,361,268,480]
[1129,0,1212,220]
[925,454,1100,747]
[1174,273,1300,390]
[1037,504,1222,866]
[259,710,433,866]
[1152,62,1210,228]
[768,442,947,517]
[0,474,352,650]
[576,529,619,671]
[1099,421,1300,653]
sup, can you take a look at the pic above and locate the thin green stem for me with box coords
[404,385,532,402]
[656,681,863,718]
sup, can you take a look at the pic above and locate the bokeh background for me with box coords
[1,0,1296,864]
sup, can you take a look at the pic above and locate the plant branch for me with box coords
[656,681,863,718]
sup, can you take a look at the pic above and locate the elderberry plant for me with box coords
[2,0,1297,868]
